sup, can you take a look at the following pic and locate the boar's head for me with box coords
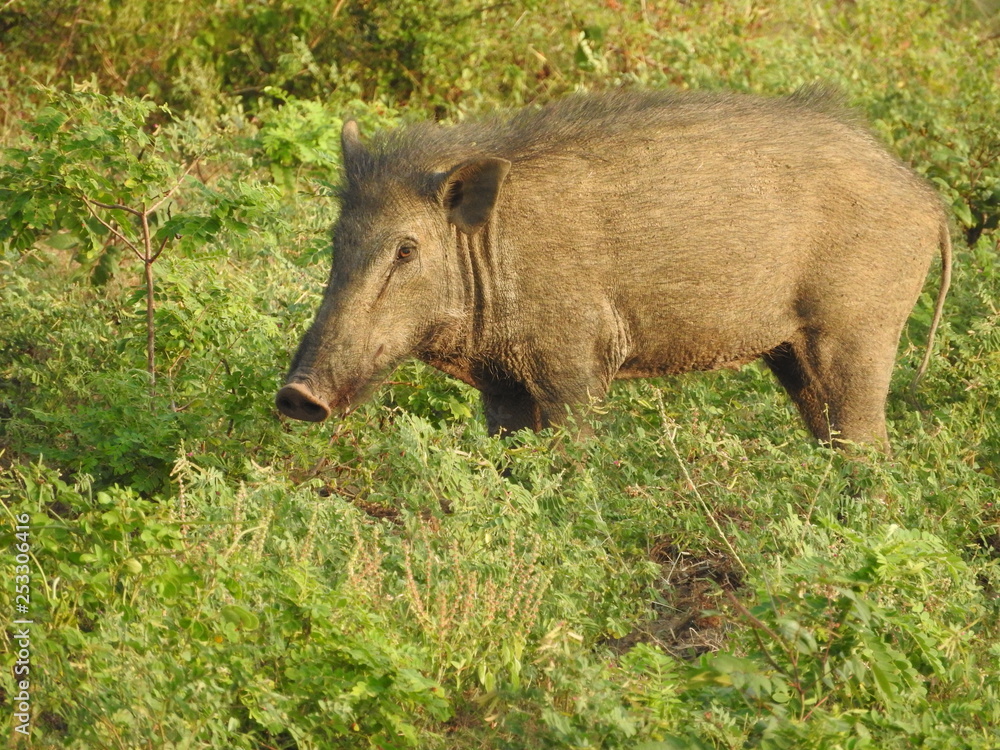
[276,120,510,422]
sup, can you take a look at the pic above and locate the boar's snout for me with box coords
[276,382,331,423]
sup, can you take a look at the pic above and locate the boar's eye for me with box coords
[396,243,416,262]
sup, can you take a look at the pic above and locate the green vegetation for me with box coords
[1,0,999,747]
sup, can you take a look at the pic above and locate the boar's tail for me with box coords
[910,222,953,393]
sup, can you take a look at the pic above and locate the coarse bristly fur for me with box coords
[283,86,951,452]
[344,86,864,180]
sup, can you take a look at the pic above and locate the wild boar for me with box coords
[276,88,950,448]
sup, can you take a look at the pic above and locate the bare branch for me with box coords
[80,197,142,260]
[148,157,201,215]
[83,196,143,217]
[150,233,170,263]
[723,587,808,709]
[722,588,785,654]
[140,204,152,260]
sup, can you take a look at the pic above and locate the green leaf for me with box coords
[30,107,69,139]
[952,198,974,227]
[154,214,221,242]
[220,604,260,630]
[45,232,81,250]
[636,740,711,750]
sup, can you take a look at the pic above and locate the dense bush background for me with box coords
[1,0,999,747]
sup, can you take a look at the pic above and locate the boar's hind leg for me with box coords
[763,336,892,450]
[763,343,831,441]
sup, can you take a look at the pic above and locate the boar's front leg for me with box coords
[482,388,543,435]
[479,317,623,436]
[481,361,612,436]
[481,387,601,436]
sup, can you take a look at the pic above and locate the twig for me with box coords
[53,3,84,79]
[85,198,143,217]
[723,588,807,710]
[654,388,748,575]
[453,2,515,23]
[148,158,200,214]
[526,45,567,82]
[799,448,835,546]
[140,207,156,383]
[722,588,785,663]
[150,233,170,263]
[722,589,785,674]
[80,197,143,261]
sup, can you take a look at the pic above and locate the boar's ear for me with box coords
[341,120,364,167]
[438,158,511,235]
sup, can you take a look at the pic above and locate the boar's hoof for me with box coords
[276,382,331,423]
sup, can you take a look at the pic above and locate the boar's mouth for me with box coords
[275,381,332,422]
[275,371,383,423]
[277,344,401,423]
